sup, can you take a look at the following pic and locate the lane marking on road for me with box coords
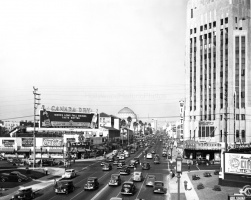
[90,184,109,200]
[135,172,148,199]
[70,172,109,200]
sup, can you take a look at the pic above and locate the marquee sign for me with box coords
[225,153,251,175]
[42,105,94,114]
[40,109,99,129]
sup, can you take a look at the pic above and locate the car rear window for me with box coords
[123,184,131,188]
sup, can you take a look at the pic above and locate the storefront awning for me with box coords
[77,149,86,153]
[17,149,31,153]
[0,148,15,153]
[49,149,63,153]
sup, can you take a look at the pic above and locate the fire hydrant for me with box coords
[184,180,188,190]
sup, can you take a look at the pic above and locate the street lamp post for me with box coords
[40,147,42,168]
[170,143,173,161]
[176,154,183,200]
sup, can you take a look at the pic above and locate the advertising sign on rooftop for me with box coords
[40,108,99,129]
[225,153,251,175]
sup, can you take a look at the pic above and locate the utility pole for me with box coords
[224,83,228,152]
[33,87,41,168]
[234,91,236,145]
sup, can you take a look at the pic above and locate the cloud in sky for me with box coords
[0,0,187,122]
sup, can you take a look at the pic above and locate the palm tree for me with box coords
[120,119,127,147]
[126,116,132,146]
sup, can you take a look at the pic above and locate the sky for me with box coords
[0,0,187,124]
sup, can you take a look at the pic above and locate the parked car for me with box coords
[121,181,136,195]
[146,153,153,159]
[62,169,76,179]
[119,166,131,175]
[100,161,106,166]
[142,162,150,170]
[107,156,114,162]
[54,180,75,194]
[108,174,122,186]
[12,158,25,166]
[42,158,56,166]
[102,163,112,171]
[151,150,156,154]
[162,152,167,157]
[117,161,126,169]
[146,174,156,187]
[11,187,35,200]
[153,181,165,194]
[132,171,143,182]
[0,171,29,182]
[84,177,99,190]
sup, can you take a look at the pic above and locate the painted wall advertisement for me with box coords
[22,138,33,147]
[2,140,15,147]
[40,109,99,129]
[99,117,111,127]
[43,138,63,147]
[225,153,251,175]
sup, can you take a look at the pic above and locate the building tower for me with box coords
[184,0,251,144]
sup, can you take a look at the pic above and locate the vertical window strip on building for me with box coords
[241,36,245,108]
[235,36,240,108]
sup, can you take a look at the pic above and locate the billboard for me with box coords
[2,140,15,147]
[43,138,63,147]
[225,153,251,175]
[99,117,111,127]
[22,138,33,147]
[40,109,98,129]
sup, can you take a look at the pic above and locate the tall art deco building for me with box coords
[184,0,251,144]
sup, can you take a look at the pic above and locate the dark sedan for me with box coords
[153,181,165,194]
[142,162,150,170]
[121,181,136,195]
[0,171,29,182]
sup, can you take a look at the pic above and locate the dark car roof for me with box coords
[57,180,73,183]
[123,181,133,185]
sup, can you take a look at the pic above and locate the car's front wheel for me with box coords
[18,178,22,182]
[1,178,6,182]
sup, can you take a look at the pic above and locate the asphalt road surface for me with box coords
[35,139,220,200]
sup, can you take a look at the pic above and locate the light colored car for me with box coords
[62,169,76,179]
[132,171,143,182]
[119,154,125,160]
[146,153,153,159]
[146,175,156,186]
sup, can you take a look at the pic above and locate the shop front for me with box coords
[0,139,16,158]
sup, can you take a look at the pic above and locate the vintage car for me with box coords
[153,156,160,164]
[151,150,156,154]
[142,162,150,170]
[130,149,136,154]
[128,160,137,168]
[153,181,165,194]
[146,174,156,187]
[146,153,153,159]
[84,177,99,190]
[162,152,167,157]
[102,163,112,171]
[168,153,172,159]
[42,158,56,166]
[119,154,125,160]
[132,171,143,182]
[0,171,29,182]
[124,151,130,158]
[119,166,131,175]
[100,161,106,166]
[133,157,140,164]
[54,180,75,194]
[195,158,211,166]
[121,181,136,195]
[117,161,126,169]
[113,160,119,165]
[108,174,122,186]
[62,169,76,179]
[11,187,35,200]
[107,156,114,162]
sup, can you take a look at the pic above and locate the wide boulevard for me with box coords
[35,139,219,200]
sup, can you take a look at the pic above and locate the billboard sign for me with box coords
[99,117,111,127]
[40,109,98,129]
[22,138,33,147]
[225,153,251,175]
[2,140,15,147]
[43,138,63,147]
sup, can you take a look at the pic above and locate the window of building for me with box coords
[241,114,245,120]
[236,114,239,120]
[209,23,212,29]
[191,9,193,18]
[200,25,203,31]
[190,29,193,35]
[204,24,207,30]
[225,17,228,24]
[213,21,216,27]
[221,19,223,25]
[220,115,223,120]
[194,28,197,34]
[235,17,238,23]
[236,130,239,138]
[242,130,245,138]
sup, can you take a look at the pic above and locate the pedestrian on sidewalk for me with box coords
[187,160,191,172]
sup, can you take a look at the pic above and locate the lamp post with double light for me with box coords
[176,154,182,200]
[40,147,43,168]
